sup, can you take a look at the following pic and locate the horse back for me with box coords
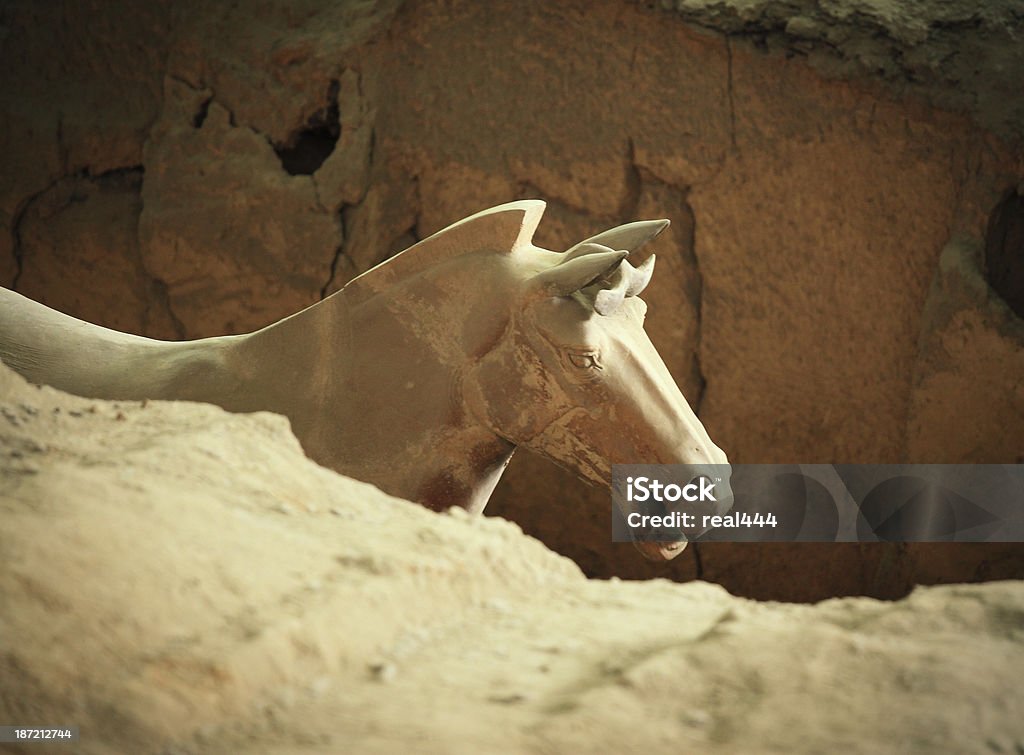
[0,287,230,401]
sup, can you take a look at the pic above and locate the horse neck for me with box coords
[315,261,517,512]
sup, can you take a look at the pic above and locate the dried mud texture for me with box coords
[657,0,1024,143]
[908,236,1024,462]
[1,0,1023,600]
[14,169,181,340]
[138,78,341,336]
[0,2,171,302]
[2,362,1023,755]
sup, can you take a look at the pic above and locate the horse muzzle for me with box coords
[632,539,688,561]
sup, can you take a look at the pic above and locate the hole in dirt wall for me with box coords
[984,189,1024,317]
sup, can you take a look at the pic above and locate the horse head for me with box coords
[447,201,730,560]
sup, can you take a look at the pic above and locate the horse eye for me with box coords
[568,351,600,370]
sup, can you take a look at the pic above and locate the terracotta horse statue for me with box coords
[0,200,728,560]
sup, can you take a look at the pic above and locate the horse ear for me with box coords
[593,263,630,315]
[588,255,654,315]
[564,219,669,261]
[625,254,656,297]
[529,245,627,298]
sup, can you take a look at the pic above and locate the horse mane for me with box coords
[340,200,547,306]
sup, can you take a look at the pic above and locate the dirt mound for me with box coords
[2,362,1022,754]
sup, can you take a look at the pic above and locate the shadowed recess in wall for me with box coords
[192,96,212,129]
[273,79,341,176]
[985,188,1024,318]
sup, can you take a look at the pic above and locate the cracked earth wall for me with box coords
[2,0,1022,601]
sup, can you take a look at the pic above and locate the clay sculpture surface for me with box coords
[0,200,727,560]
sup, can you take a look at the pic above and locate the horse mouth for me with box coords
[633,539,688,561]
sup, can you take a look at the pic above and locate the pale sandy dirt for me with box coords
[1,362,1023,755]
